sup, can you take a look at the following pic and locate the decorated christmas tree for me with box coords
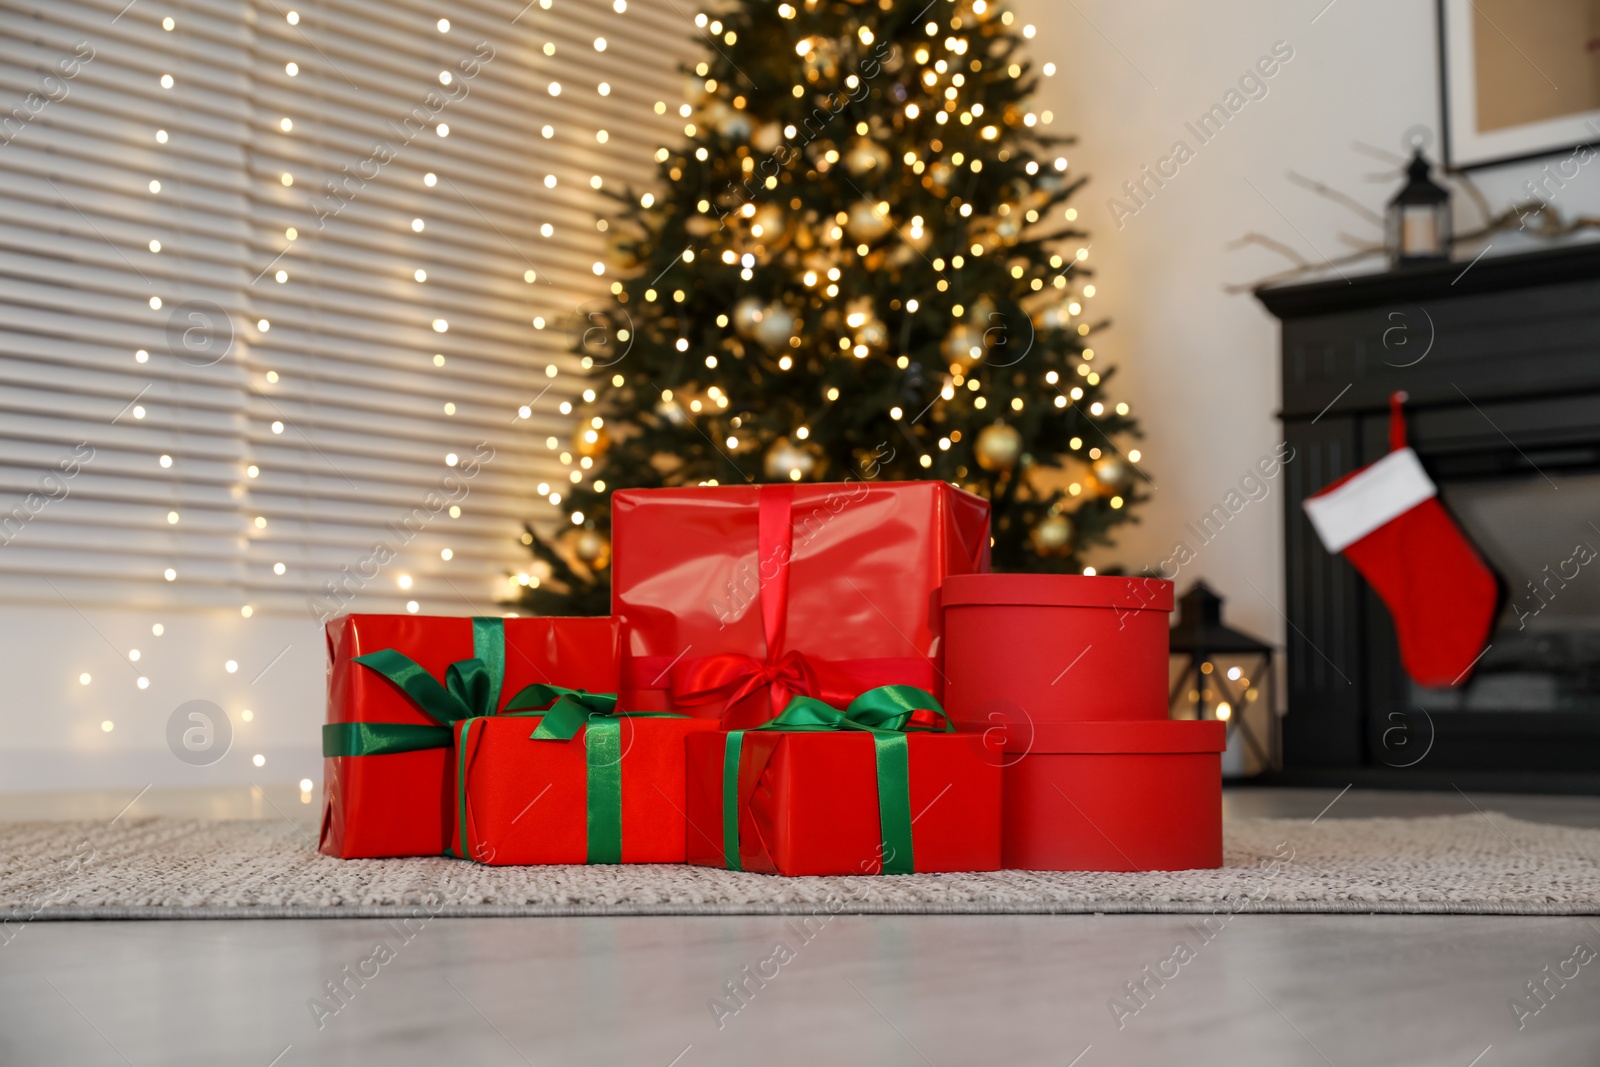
[518,0,1146,615]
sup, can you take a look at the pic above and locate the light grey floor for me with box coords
[2,786,1598,1066]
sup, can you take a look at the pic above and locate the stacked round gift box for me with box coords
[940,574,1225,871]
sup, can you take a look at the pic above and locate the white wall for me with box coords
[1019,0,1600,649]
[1,605,324,790]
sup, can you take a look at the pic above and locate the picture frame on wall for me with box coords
[1438,0,1600,170]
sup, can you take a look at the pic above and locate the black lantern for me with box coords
[1386,149,1451,266]
[1168,582,1278,777]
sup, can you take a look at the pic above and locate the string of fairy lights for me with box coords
[510,0,637,593]
[77,8,495,794]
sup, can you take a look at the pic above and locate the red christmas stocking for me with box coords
[1302,393,1499,688]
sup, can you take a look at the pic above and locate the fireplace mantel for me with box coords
[1257,242,1600,794]
[1257,240,1600,318]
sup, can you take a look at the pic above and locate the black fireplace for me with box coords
[1258,243,1600,793]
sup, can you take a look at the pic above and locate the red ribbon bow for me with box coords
[670,649,821,727]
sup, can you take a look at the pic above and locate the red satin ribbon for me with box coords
[673,485,812,725]
[757,484,791,660]
[669,648,820,723]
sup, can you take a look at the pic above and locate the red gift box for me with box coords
[612,481,990,728]
[942,573,1173,726]
[683,690,1002,875]
[994,720,1225,871]
[319,614,620,859]
[450,710,719,865]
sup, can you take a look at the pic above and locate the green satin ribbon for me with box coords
[584,719,624,865]
[321,721,453,757]
[325,617,540,759]
[456,716,482,861]
[510,684,619,738]
[520,683,626,866]
[451,683,678,865]
[722,731,745,872]
[721,685,951,876]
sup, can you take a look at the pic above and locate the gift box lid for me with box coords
[984,718,1224,755]
[942,573,1173,612]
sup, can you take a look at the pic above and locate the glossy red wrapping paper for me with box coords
[683,730,1002,875]
[449,714,720,865]
[319,614,621,859]
[612,481,991,728]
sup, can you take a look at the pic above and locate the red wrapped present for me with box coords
[320,614,620,859]
[449,688,719,864]
[613,481,990,729]
[684,686,1002,875]
[993,720,1225,871]
[942,574,1173,726]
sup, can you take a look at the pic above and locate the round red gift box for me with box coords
[941,573,1173,726]
[991,719,1224,871]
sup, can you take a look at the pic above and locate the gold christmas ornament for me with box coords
[1092,454,1133,493]
[574,423,609,458]
[845,137,890,175]
[751,122,784,154]
[751,303,796,351]
[1030,513,1074,557]
[749,202,786,242]
[969,297,997,327]
[942,321,986,370]
[798,36,840,81]
[606,230,640,269]
[845,299,887,352]
[655,397,687,426]
[732,297,766,338]
[854,315,888,350]
[975,421,1023,471]
[707,100,753,141]
[563,527,611,570]
[1037,300,1075,332]
[801,250,836,279]
[763,436,819,481]
[845,200,891,243]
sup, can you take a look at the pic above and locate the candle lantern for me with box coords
[1168,581,1279,777]
[1385,149,1451,266]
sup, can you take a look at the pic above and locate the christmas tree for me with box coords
[518,0,1146,615]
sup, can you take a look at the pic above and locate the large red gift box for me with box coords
[450,711,719,865]
[992,720,1225,871]
[684,726,1001,875]
[320,614,620,859]
[942,573,1173,726]
[612,481,990,728]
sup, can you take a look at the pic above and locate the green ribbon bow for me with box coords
[721,685,952,876]
[510,684,619,737]
[453,684,679,865]
[322,617,511,759]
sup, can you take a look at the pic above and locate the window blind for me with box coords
[0,0,692,617]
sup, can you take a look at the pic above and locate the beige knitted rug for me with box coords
[2,813,1596,918]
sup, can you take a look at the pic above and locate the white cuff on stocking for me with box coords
[1303,447,1437,553]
